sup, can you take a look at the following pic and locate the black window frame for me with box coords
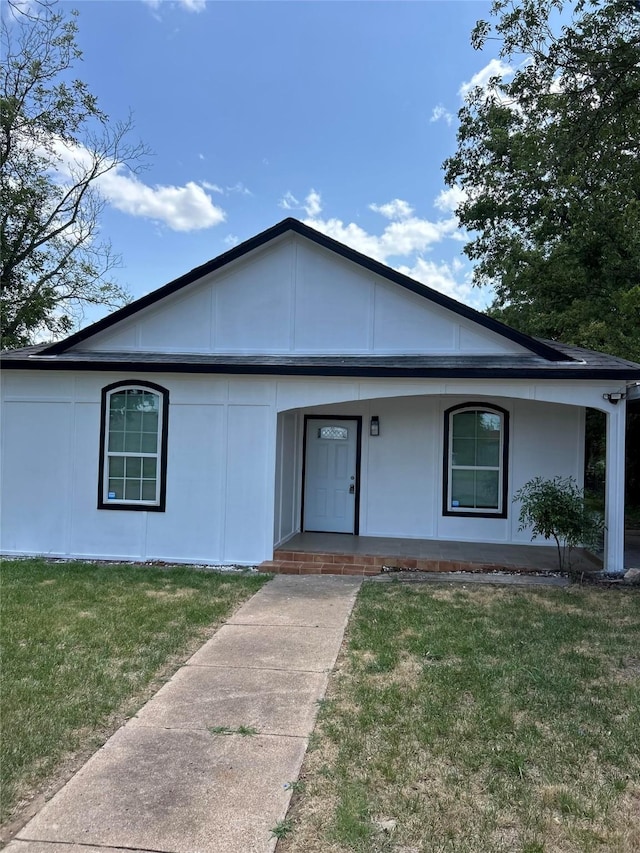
[97,379,169,512]
[442,402,509,519]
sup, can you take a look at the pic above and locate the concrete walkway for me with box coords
[6,575,362,853]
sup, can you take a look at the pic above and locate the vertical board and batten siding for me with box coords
[0,231,607,564]
[0,369,591,563]
[274,412,301,547]
[76,236,529,357]
[298,395,584,545]
[0,372,277,564]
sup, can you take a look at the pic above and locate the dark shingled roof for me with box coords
[2,340,639,379]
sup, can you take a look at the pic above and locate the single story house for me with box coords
[1,218,638,573]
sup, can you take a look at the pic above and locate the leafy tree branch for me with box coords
[1,0,148,348]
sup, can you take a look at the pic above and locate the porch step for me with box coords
[257,560,380,577]
[257,550,553,577]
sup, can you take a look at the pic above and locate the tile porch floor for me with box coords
[258,532,625,577]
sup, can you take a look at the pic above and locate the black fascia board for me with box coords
[39,218,574,362]
[2,357,638,380]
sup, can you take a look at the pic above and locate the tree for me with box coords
[444,0,640,363]
[1,0,146,349]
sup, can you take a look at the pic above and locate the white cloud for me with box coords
[430,104,454,126]
[226,182,252,196]
[100,172,225,231]
[396,258,488,309]
[303,213,457,262]
[180,0,206,10]
[305,213,487,309]
[201,181,223,193]
[304,189,322,217]
[142,0,206,12]
[291,191,489,307]
[459,58,513,99]
[434,185,467,213]
[369,199,413,221]
[49,138,226,232]
[278,189,322,217]
[279,191,299,211]
[224,234,239,248]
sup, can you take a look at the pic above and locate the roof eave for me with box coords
[2,356,637,381]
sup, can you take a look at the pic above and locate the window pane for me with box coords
[125,410,143,431]
[108,478,124,499]
[141,432,158,453]
[141,392,159,412]
[318,426,348,440]
[124,390,144,409]
[125,457,142,478]
[124,432,142,453]
[452,412,477,438]
[476,470,499,508]
[478,413,501,435]
[477,438,500,467]
[109,457,125,478]
[141,480,157,501]
[110,393,127,410]
[451,470,476,508]
[142,411,159,432]
[452,437,476,466]
[108,431,124,452]
[109,409,124,431]
[125,479,141,501]
[142,458,157,478]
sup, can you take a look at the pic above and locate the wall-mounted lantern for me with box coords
[370,415,380,436]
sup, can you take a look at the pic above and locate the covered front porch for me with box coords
[260,532,609,577]
[273,381,628,575]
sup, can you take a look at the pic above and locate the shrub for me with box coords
[513,476,605,572]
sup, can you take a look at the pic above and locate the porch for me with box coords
[259,532,608,577]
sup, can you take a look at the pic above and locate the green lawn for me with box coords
[280,582,640,853]
[0,558,268,825]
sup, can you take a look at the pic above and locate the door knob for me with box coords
[349,484,355,494]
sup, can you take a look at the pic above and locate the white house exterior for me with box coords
[1,219,638,572]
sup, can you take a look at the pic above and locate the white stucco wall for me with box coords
[1,370,613,565]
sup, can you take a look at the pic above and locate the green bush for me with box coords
[513,476,605,572]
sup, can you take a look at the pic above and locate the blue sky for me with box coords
[57,0,503,320]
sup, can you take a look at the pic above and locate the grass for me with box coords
[208,725,259,736]
[0,558,268,826]
[278,582,640,853]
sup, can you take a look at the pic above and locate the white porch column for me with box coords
[604,400,627,575]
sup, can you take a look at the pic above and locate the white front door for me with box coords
[303,418,359,533]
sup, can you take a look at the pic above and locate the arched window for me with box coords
[98,381,169,511]
[443,403,509,518]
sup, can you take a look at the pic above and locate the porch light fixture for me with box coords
[370,415,380,436]
[603,392,626,404]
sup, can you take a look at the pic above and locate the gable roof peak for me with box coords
[39,216,574,362]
